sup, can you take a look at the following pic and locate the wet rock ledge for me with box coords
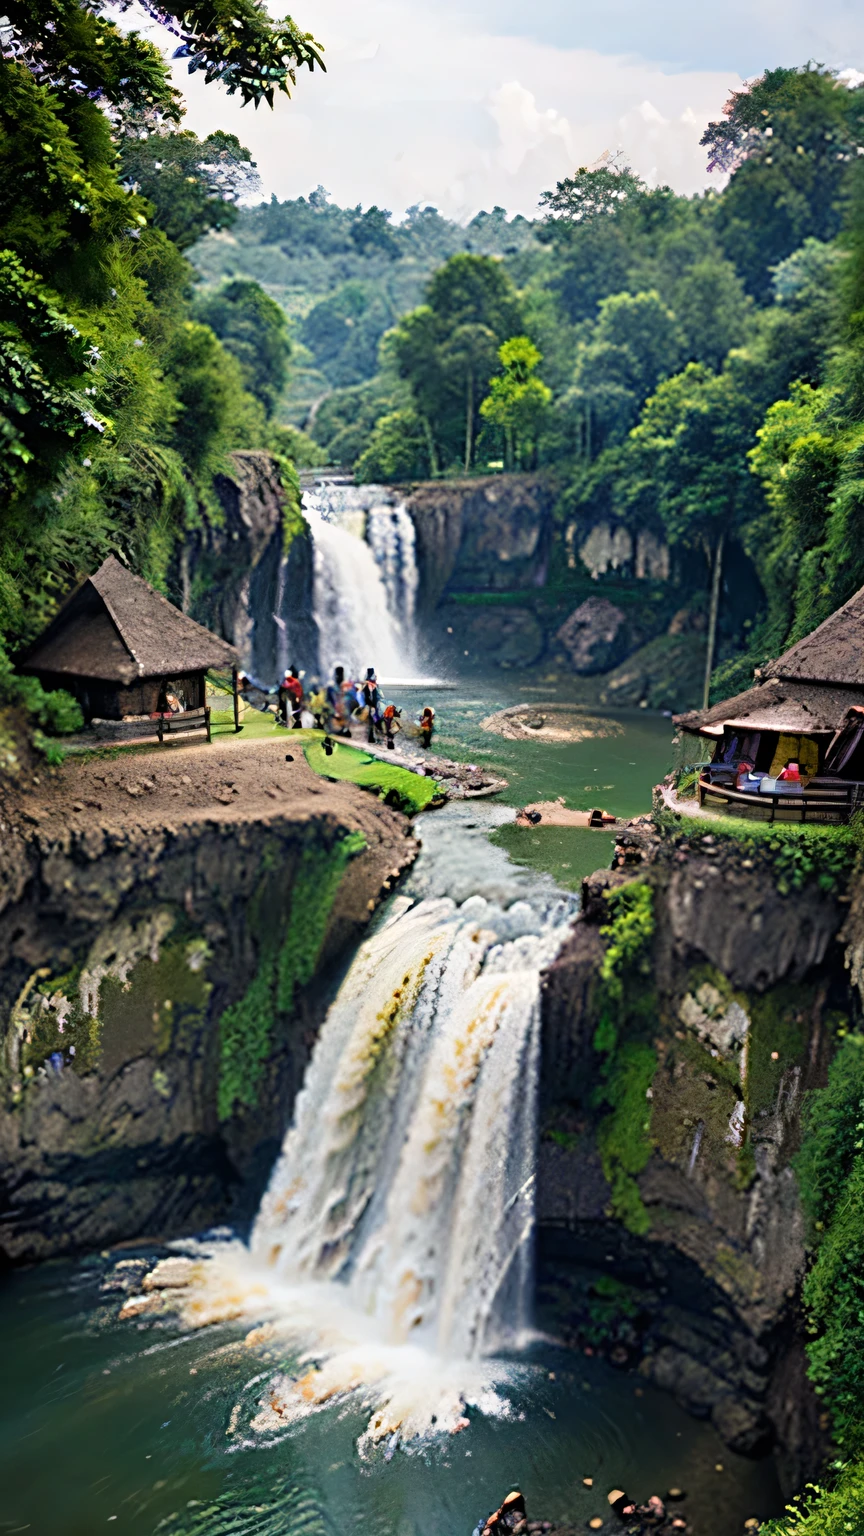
[0,737,416,1263]
[537,816,850,1497]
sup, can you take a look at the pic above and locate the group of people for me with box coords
[237,665,436,752]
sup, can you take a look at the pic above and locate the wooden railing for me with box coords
[698,770,863,824]
[157,706,211,744]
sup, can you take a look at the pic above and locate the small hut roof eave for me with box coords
[21,556,238,684]
[674,678,864,739]
[761,583,864,687]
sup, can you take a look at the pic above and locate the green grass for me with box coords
[304,738,442,814]
[662,810,861,893]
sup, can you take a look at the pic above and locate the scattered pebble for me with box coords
[589,1521,603,1530]
[715,1462,724,1473]
[583,1477,593,1487]
[771,1051,779,1060]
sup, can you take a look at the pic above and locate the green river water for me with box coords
[0,686,784,1536]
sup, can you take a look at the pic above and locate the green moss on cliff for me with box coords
[217,829,367,1121]
[593,882,657,1234]
[662,811,860,894]
[761,1036,864,1535]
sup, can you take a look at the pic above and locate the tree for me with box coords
[350,205,400,259]
[0,0,321,673]
[354,408,430,483]
[193,279,291,414]
[386,254,524,471]
[566,290,684,455]
[440,322,499,472]
[703,65,864,298]
[120,130,260,250]
[540,152,646,223]
[480,337,552,471]
[621,364,764,706]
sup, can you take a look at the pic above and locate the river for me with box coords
[0,702,783,1536]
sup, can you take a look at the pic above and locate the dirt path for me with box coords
[4,732,411,845]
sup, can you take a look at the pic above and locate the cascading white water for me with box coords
[302,483,421,684]
[158,806,576,1448]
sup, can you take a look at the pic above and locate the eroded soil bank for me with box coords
[0,736,416,1262]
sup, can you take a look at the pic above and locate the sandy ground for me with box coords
[481,703,624,745]
[516,798,619,828]
[4,731,411,844]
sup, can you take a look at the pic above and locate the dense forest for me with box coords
[191,67,864,715]
[4,3,864,1528]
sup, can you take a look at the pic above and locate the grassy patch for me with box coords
[661,811,861,894]
[304,738,442,814]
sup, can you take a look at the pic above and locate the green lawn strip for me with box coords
[304,738,441,814]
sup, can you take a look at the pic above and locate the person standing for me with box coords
[419,705,435,750]
[362,667,381,744]
[280,666,304,728]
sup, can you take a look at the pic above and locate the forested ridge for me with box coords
[193,66,864,708]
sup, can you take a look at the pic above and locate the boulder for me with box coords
[557,597,629,674]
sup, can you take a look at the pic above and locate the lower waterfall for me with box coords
[165,806,576,1448]
[301,482,421,684]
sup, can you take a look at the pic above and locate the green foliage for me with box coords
[788,1034,864,1473]
[193,278,291,415]
[0,0,315,714]
[479,336,552,470]
[760,1461,864,1536]
[276,830,366,1012]
[665,812,860,895]
[540,155,647,224]
[0,647,82,733]
[598,882,655,1000]
[703,65,864,298]
[121,130,259,251]
[590,883,657,1234]
[218,830,366,1120]
[355,407,431,483]
[385,254,525,474]
[593,1038,657,1235]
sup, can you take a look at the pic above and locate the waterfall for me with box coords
[302,482,420,684]
[155,806,575,1449]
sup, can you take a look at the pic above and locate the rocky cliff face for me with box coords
[0,745,415,1263]
[538,821,848,1494]
[182,450,318,681]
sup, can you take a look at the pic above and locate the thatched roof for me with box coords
[763,585,864,686]
[675,678,864,738]
[22,556,238,685]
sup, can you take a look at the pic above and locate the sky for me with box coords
[159,0,864,220]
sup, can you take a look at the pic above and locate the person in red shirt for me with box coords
[280,667,304,728]
[778,760,801,782]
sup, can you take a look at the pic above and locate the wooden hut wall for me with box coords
[30,669,205,721]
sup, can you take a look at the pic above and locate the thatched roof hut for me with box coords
[674,587,864,819]
[22,556,238,723]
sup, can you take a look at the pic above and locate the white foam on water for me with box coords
[159,806,576,1449]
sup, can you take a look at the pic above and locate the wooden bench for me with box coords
[157,706,211,745]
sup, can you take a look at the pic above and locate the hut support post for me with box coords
[232,667,241,733]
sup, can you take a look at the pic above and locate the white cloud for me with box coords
[133,0,745,217]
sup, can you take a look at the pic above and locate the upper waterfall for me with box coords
[302,481,421,684]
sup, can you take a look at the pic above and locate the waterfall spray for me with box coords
[140,807,575,1449]
[302,483,421,683]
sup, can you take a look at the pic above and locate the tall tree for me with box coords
[480,337,552,471]
[621,363,764,706]
[703,64,864,298]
